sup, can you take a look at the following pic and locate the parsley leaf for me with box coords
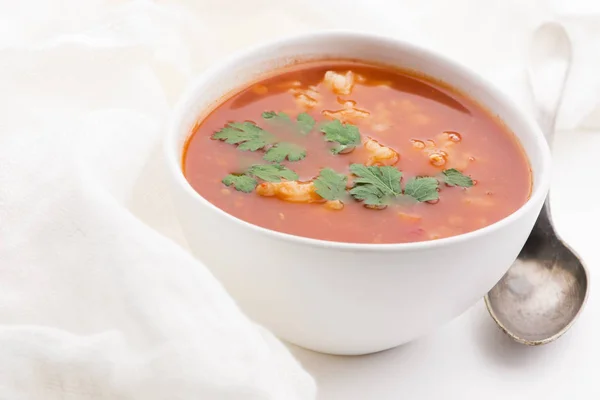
[320,119,361,154]
[314,168,347,201]
[263,142,307,162]
[247,164,299,182]
[404,177,439,202]
[443,168,474,187]
[262,111,291,122]
[348,185,385,205]
[348,165,440,204]
[263,111,315,135]
[297,113,315,134]
[212,122,275,151]
[349,164,402,205]
[222,174,257,193]
[221,164,299,192]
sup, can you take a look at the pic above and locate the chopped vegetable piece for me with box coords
[256,181,321,203]
[322,107,371,124]
[324,200,344,210]
[398,212,422,222]
[429,152,447,167]
[290,86,320,109]
[324,70,356,95]
[364,137,400,166]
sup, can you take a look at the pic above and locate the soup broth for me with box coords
[183,60,531,244]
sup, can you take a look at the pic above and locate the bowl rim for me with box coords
[165,29,552,253]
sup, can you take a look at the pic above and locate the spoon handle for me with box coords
[528,22,572,146]
[527,22,573,231]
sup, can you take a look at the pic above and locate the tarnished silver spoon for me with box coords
[484,22,589,345]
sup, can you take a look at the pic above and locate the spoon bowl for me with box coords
[485,221,589,345]
[484,22,589,345]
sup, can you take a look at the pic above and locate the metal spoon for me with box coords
[484,22,589,345]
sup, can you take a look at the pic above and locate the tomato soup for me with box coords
[183,60,531,244]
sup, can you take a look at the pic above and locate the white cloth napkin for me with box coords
[0,0,598,398]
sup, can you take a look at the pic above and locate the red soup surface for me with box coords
[183,60,532,244]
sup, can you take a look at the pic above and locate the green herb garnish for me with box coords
[263,111,316,135]
[263,142,307,162]
[247,164,299,182]
[404,177,440,202]
[320,119,361,154]
[442,168,473,187]
[262,111,291,122]
[348,164,441,204]
[349,164,402,206]
[222,174,258,193]
[314,168,348,201]
[217,112,473,203]
[297,112,315,134]
[212,122,275,151]
[222,164,299,193]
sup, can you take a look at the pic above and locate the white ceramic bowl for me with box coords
[165,31,551,355]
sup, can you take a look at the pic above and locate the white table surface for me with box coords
[287,130,599,398]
